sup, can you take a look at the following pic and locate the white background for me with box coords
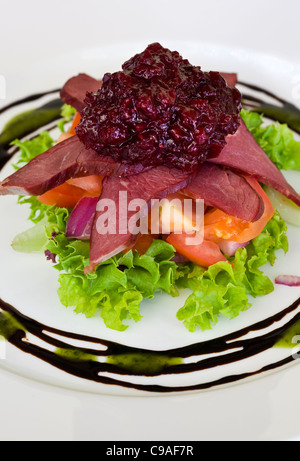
[1,0,300,441]
[1,0,299,73]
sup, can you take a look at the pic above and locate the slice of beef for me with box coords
[183,163,264,221]
[85,166,194,273]
[208,120,300,207]
[0,136,82,196]
[0,136,151,196]
[60,73,101,113]
[220,73,238,88]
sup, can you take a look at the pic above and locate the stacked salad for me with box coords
[8,106,299,332]
[1,43,300,332]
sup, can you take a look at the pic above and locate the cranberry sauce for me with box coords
[76,43,241,172]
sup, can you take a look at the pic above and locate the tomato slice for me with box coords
[166,233,227,267]
[122,234,158,255]
[38,183,89,208]
[38,112,102,209]
[56,132,74,143]
[204,177,274,244]
[132,234,155,254]
[132,234,156,255]
[38,175,103,209]
[67,175,103,195]
[69,112,81,135]
[56,112,81,143]
[166,178,274,267]
[203,209,249,242]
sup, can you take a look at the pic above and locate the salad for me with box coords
[1,42,300,333]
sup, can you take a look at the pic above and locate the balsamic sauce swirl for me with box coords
[0,295,299,393]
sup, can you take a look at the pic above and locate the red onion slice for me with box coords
[275,275,300,287]
[217,239,249,257]
[66,196,98,240]
[171,253,190,264]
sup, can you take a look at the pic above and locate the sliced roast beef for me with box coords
[60,73,101,113]
[85,166,194,273]
[182,163,264,221]
[220,73,238,88]
[77,143,149,177]
[208,120,300,207]
[0,136,150,196]
[0,137,81,196]
[67,164,263,248]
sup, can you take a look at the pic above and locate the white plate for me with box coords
[1,0,300,441]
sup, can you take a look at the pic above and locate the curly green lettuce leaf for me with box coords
[175,212,288,332]
[12,203,289,332]
[175,254,250,332]
[9,130,56,223]
[40,206,178,330]
[11,205,70,253]
[60,104,76,122]
[54,240,178,331]
[243,211,288,296]
[16,196,50,224]
[11,131,55,169]
[57,104,77,133]
[241,109,300,171]
[11,204,179,331]
[10,106,80,224]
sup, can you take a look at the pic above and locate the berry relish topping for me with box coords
[76,43,241,172]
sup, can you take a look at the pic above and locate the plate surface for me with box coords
[1,0,300,441]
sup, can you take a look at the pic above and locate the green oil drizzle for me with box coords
[55,347,97,362]
[239,81,300,135]
[106,353,183,374]
[275,320,300,348]
[0,311,25,340]
[0,99,63,147]
[0,309,183,375]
